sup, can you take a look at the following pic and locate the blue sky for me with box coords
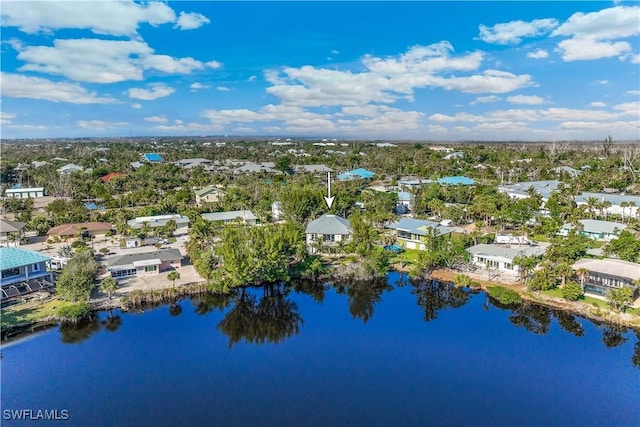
[1,1,639,141]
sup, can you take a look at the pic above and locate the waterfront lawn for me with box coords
[1,297,71,328]
[541,289,638,316]
[389,248,421,266]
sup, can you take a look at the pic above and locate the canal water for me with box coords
[2,273,639,426]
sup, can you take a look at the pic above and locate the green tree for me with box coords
[99,277,118,299]
[168,271,180,288]
[453,274,472,288]
[55,251,98,302]
[608,287,633,313]
[513,255,539,286]
[561,280,583,301]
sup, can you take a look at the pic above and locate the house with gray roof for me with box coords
[128,214,190,230]
[559,219,626,240]
[305,214,353,254]
[234,162,280,174]
[574,192,639,220]
[553,166,581,177]
[174,158,213,169]
[0,219,26,246]
[466,243,549,275]
[108,248,182,280]
[572,258,640,300]
[385,218,455,250]
[294,164,334,174]
[57,163,84,175]
[201,210,258,225]
[498,180,561,200]
[195,186,226,206]
[1,247,53,301]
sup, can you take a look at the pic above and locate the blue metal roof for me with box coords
[437,176,475,185]
[143,153,163,162]
[0,247,51,271]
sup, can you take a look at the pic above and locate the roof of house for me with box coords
[498,180,561,199]
[572,258,640,281]
[108,248,182,269]
[201,210,257,222]
[234,162,280,174]
[466,243,549,260]
[47,222,113,236]
[100,172,126,183]
[128,214,190,229]
[4,187,45,193]
[130,161,144,169]
[306,214,353,235]
[443,151,464,159]
[143,153,163,162]
[0,247,51,271]
[575,192,640,207]
[56,163,84,173]
[295,164,334,173]
[386,218,454,237]
[553,166,581,176]
[397,191,412,202]
[337,168,375,180]
[438,176,475,186]
[562,219,627,235]
[174,158,213,168]
[194,185,226,197]
[0,219,26,233]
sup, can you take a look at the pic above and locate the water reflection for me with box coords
[410,279,471,322]
[334,279,393,323]
[217,284,303,348]
[292,279,328,303]
[192,292,233,315]
[101,310,122,333]
[600,324,628,348]
[59,318,101,344]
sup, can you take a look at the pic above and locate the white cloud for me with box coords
[216,86,230,92]
[175,12,210,30]
[190,82,209,91]
[470,95,500,105]
[8,124,47,131]
[77,120,128,130]
[589,101,606,107]
[1,72,118,104]
[626,90,640,96]
[551,6,640,62]
[428,70,534,94]
[1,0,176,36]
[555,38,630,61]
[248,75,257,82]
[128,83,175,100]
[478,18,558,45]
[551,6,640,40]
[15,39,222,83]
[506,95,548,105]
[0,112,17,125]
[131,103,142,109]
[174,119,183,125]
[144,115,168,123]
[527,49,549,59]
[613,102,640,117]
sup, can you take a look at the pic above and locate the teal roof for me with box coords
[438,176,475,185]
[337,168,375,180]
[0,247,50,270]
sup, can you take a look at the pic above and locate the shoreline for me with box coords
[3,269,639,342]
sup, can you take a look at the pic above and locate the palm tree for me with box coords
[575,267,589,291]
[167,271,180,288]
[99,277,118,299]
[555,262,573,286]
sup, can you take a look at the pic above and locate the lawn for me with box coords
[389,248,422,266]
[541,288,638,316]
[1,297,71,328]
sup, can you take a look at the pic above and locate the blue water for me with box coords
[2,273,639,426]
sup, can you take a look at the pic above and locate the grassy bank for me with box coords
[1,297,74,328]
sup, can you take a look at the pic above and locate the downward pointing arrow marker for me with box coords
[324,171,335,209]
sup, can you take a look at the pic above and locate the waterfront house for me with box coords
[0,219,26,246]
[195,186,226,206]
[47,222,113,240]
[572,258,640,300]
[337,168,375,181]
[57,163,84,175]
[466,243,549,275]
[0,247,53,301]
[559,219,626,241]
[201,210,258,225]
[108,248,182,280]
[127,214,190,230]
[385,218,454,250]
[3,186,45,199]
[305,214,353,254]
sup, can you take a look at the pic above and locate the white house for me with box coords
[3,187,45,199]
[559,219,626,241]
[305,214,353,254]
[466,243,549,275]
[56,163,84,175]
[1,247,53,301]
[385,218,454,250]
[201,210,258,225]
[195,186,226,206]
[127,214,190,230]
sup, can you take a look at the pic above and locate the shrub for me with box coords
[561,281,583,301]
[487,286,522,305]
[57,303,91,321]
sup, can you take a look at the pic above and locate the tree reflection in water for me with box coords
[334,279,393,323]
[292,279,328,304]
[217,284,303,348]
[508,303,553,335]
[600,324,628,348]
[410,279,471,322]
[192,292,233,316]
[101,310,122,333]
[59,318,101,344]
